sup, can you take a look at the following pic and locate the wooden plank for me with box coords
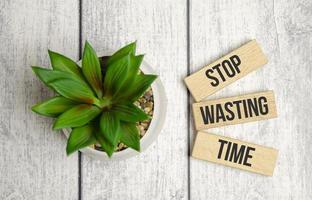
[192,132,278,176]
[81,0,188,199]
[192,91,277,129]
[190,0,312,199]
[0,0,79,199]
[185,40,267,101]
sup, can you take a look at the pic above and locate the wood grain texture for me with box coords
[190,0,312,199]
[81,0,188,199]
[192,132,278,176]
[0,0,311,199]
[0,0,79,199]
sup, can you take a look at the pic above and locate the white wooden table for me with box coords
[1,0,311,199]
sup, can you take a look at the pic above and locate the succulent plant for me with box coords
[31,41,157,157]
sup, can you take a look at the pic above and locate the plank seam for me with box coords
[78,0,83,200]
[186,0,191,199]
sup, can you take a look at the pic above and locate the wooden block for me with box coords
[192,132,278,176]
[192,91,277,130]
[184,40,268,101]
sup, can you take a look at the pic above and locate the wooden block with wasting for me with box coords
[192,132,278,176]
[192,91,277,130]
[184,40,268,101]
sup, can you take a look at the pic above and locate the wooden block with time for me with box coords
[184,40,268,101]
[192,132,278,176]
[192,91,277,130]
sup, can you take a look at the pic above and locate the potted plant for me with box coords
[31,41,167,160]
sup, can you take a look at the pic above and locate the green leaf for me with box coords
[32,67,81,85]
[99,112,120,147]
[82,41,103,98]
[119,74,157,102]
[128,54,143,76]
[106,41,136,66]
[48,50,84,79]
[66,124,97,155]
[120,122,140,151]
[32,96,78,117]
[103,54,130,96]
[49,79,99,105]
[115,54,144,97]
[112,103,149,122]
[53,104,101,130]
[95,130,115,157]
[31,67,98,105]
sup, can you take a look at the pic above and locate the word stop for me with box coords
[206,55,241,87]
[185,40,268,101]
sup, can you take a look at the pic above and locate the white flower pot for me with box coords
[62,58,167,160]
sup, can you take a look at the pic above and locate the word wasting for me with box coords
[192,91,277,130]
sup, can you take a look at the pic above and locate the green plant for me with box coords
[31,41,157,157]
